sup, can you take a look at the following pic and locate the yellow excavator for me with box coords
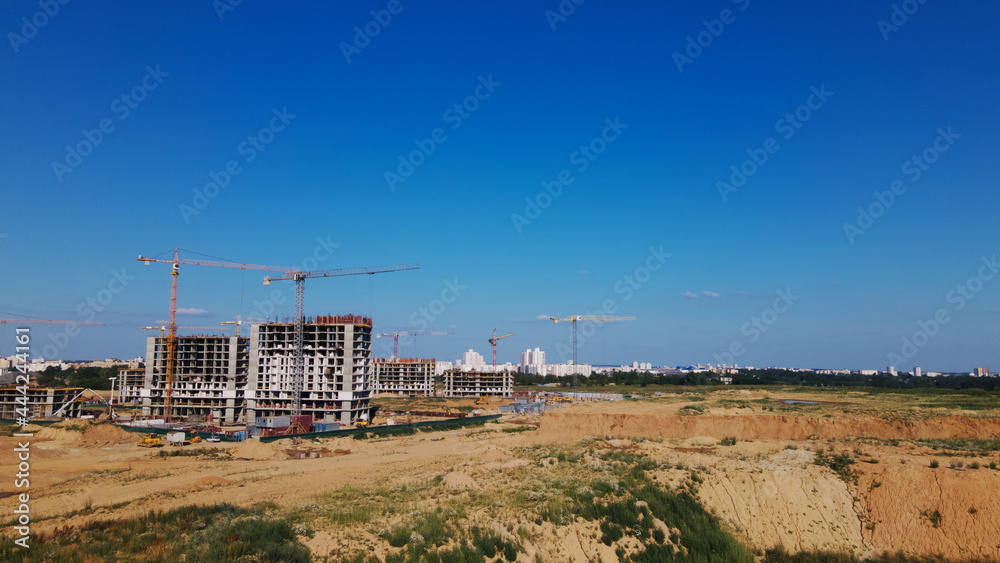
[139,434,163,448]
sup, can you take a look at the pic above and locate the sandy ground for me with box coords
[1,390,998,561]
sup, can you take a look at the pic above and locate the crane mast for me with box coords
[549,315,636,386]
[263,263,419,415]
[138,248,295,422]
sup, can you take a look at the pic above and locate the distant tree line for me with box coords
[514,368,1000,391]
[35,366,122,390]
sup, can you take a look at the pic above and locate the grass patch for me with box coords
[814,450,857,484]
[0,503,310,562]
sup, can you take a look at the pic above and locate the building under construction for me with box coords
[246,315,374,425]
[373,358,436,396]
[117,367,145,405]
[0,386,84,419]
[140,335,248,425]
[443,369,513,399]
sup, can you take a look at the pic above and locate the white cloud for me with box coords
[682,291,699,298]
[579,270,589,275]
[702,291,720,297]
[536,314,551,320]
[177,307,209,316]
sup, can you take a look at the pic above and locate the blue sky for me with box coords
[1,1,998,372]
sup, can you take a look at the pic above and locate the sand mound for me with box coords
[81,424,135,447]
[34,427,84,445]
[443,471,479,490]
[193,476,230,487]
[538,408,1000,442]
[479,449,508,462]
[232,439,285,460]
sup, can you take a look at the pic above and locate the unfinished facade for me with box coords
[140,335,248,425]
[442,369,512,399]
[117,367,145,405]
[247,315,373,425]
[0,387,84,419]
[373,358,436,397]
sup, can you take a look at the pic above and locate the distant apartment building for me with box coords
[519,347,546,375]
[443,369,512,399]
[373,358,436,396]
[434,361,454,376]
[973,367,990,377]
[461,349,484,367]
[914,367,922,378]
[546,362,592,377]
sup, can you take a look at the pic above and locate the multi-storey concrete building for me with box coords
[247,315,374,425]
[140,335,248,425]
[117,367,145,405]
[373,358,436,396]
[443,369,512,399]
[0,386,84,419]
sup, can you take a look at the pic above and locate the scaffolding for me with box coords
[373,358,436,397]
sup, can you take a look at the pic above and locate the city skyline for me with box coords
[1,3,998,372]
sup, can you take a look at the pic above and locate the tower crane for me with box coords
[376,331,453,358]
[549,315,636,386]
[137,249,297,421]
[0,319,105,326]
[141,326,223,337]
[262,263,419,415]
[488,329,514,371]
[220,315,253,337]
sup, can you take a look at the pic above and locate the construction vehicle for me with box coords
[139,434,163,448]
[476,395,490,406]
[190,436,202,444]
[356,420,369,428]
